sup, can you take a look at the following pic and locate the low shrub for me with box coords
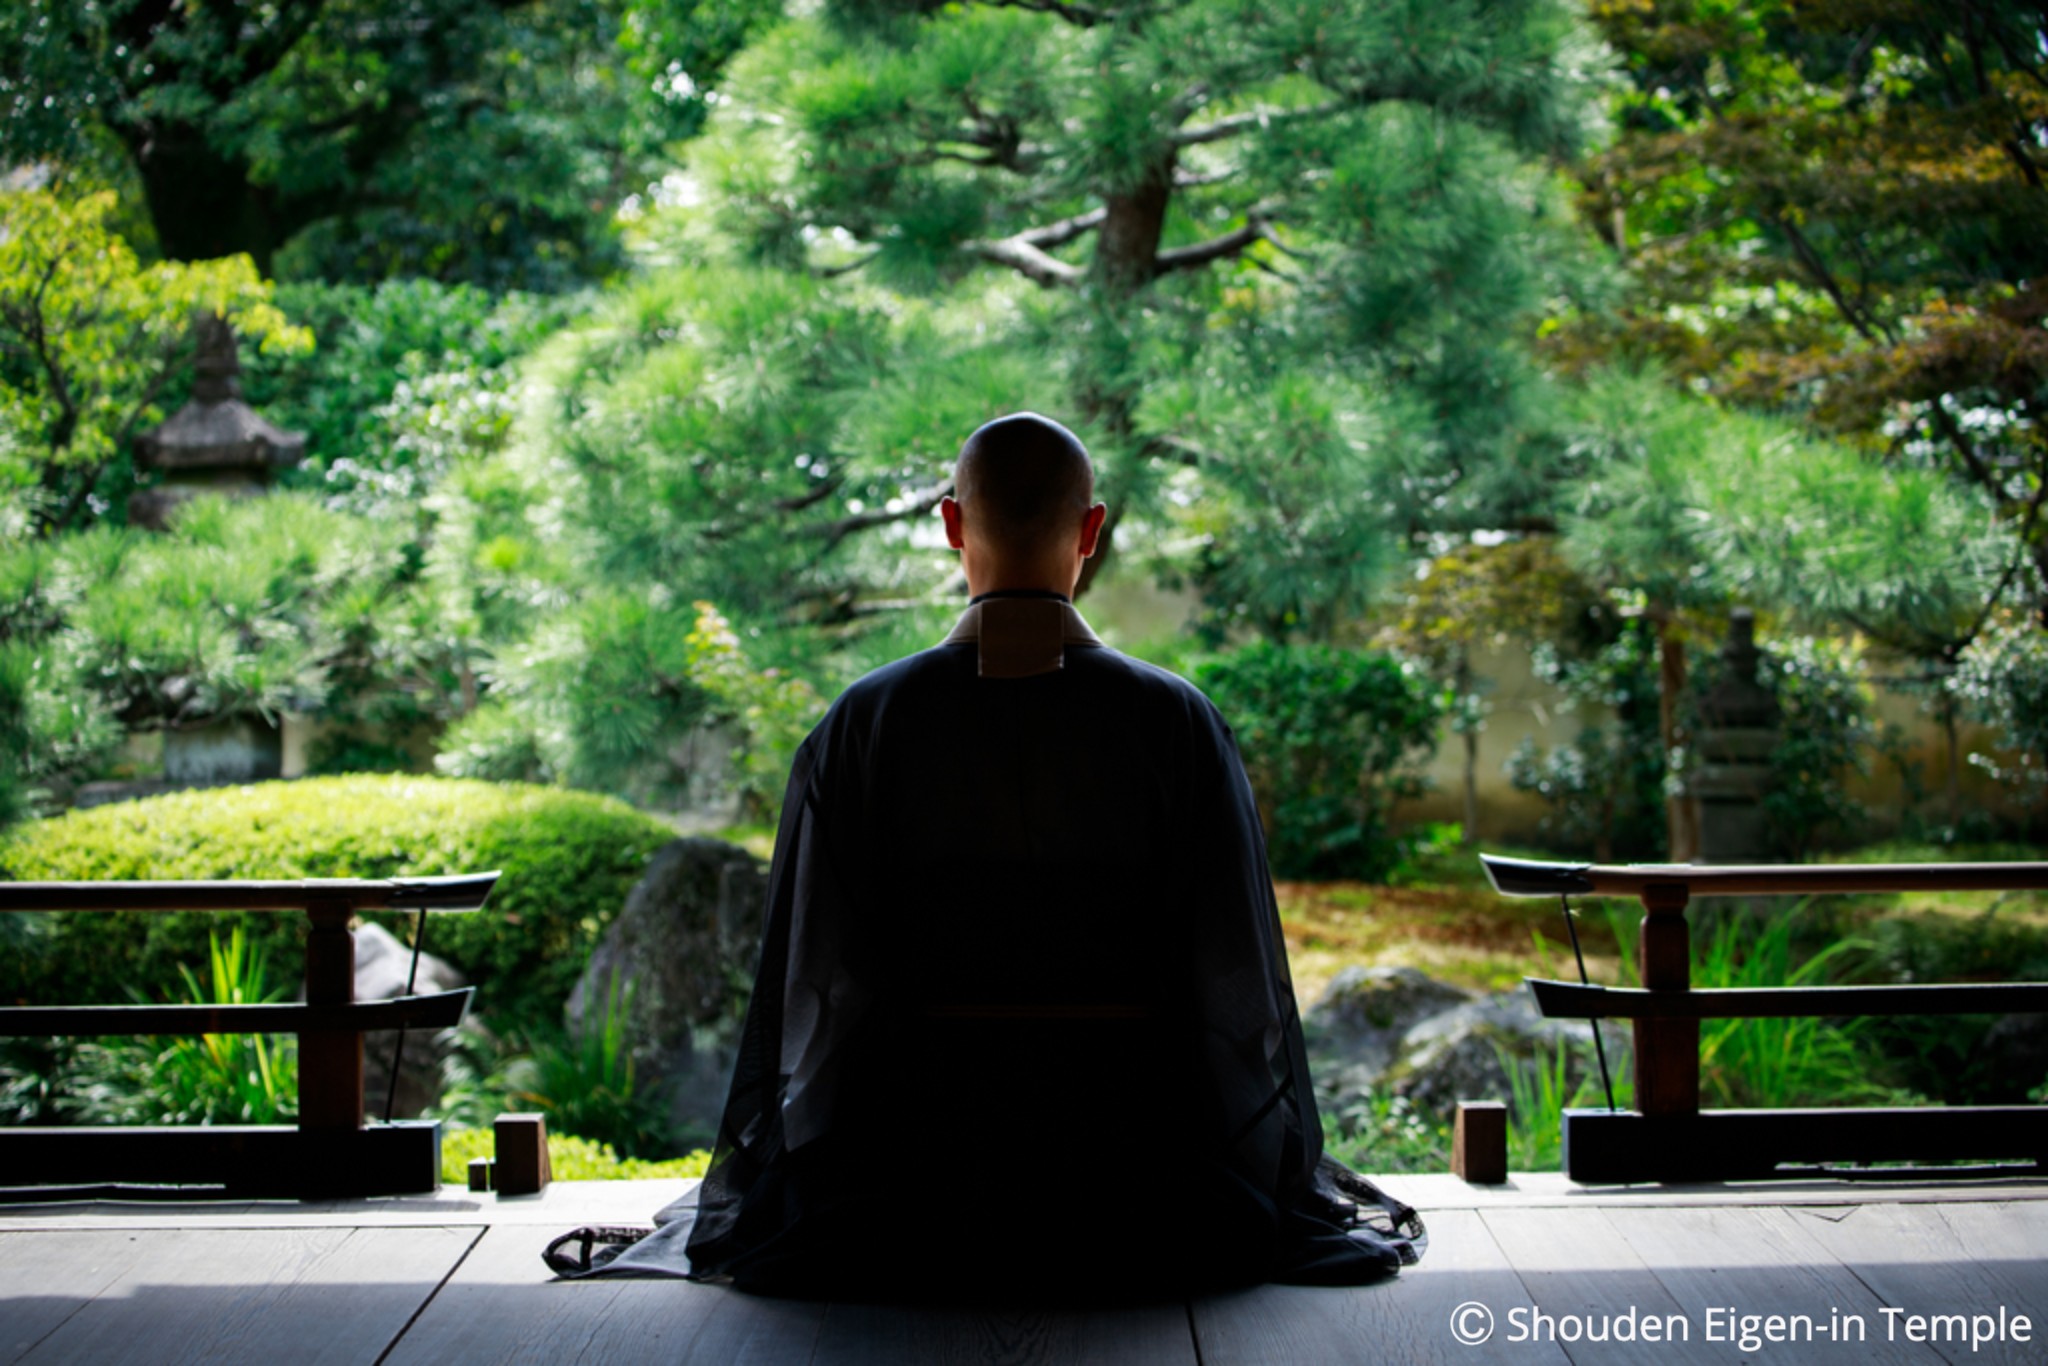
[1195,642,1443,879]
[1951,618,2048,815]
[501,976,677,1159]
[1506,624,1667,861]
[438,1126,710,1185]
[1863,911,2048,1104]
[0,775,672,1026]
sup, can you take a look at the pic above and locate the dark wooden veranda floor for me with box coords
[4,1173,2045,1365]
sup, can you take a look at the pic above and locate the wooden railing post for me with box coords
[299,901,363,1132]
[1634,881,1698,1117]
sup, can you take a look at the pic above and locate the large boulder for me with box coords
[566,837,769,1143]
[354,919,465,1119]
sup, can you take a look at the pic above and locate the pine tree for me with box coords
[664,0,1610,627]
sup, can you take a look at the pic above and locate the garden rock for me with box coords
[1385,990,1623,1115]
[1303,965,1473,1080]
[567,837,769,1142]
[1307,969,1631,1122]
[354,920,465,1119]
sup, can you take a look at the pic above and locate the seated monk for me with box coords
[547,412,1425,1296]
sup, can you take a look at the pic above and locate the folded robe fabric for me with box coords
[547,596,1425,1293]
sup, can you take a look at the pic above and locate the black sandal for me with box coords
[543,1225,655,1277]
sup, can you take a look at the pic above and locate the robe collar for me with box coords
[942,593,1104,678]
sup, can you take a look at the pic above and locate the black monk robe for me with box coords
[546,594,1425,1294]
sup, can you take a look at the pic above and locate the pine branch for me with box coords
[1173,101,1346,147]
[1019,207,1107,248]
[812,252,878,279]
[806,481,955,551]
[1957,477,2048,652]
[962,237,1083,287]
[961,214,1102,287]
[1772,213,1895,344]
[984,0,1109,27]
[1150,210,1281,278]
[774,474,847,511]
[1139,433,1211,468]
[1926,398,2005,502]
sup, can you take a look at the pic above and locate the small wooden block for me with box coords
[1452,1100,1509,1184]
[492,1113,551,1196]
[467,1157,494,1192]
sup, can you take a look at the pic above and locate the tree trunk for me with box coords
[1090,156,1175,296]
[1069,153,1178,599]
[1654,608,1699,862]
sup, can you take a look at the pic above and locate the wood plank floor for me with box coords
[4,1178,2045,1365]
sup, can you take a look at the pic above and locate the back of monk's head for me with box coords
[953,413,1094,557]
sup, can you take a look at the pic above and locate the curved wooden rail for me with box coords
[1527,977,2048,1020]
[0,872,500,913]
[1481,854,2048,899]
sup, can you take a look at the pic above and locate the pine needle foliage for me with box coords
[559,0,1616,632]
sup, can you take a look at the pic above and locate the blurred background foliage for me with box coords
[0,0,2038,862]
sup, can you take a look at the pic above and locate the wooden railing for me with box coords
[1482,855,2048,1183]
[0,874,496,1200]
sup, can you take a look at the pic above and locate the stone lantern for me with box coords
[130,313,304,530]
[131,314,306,786]
[1694,609,1782,863]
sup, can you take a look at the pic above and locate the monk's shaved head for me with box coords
[953,413,1095,557]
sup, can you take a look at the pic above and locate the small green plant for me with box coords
[1606,903,1897,1109]
[1320,1092,1452,1174]
[508,974,675,1159]
[1498,1039,1631,1173]
[65,926,298,1125]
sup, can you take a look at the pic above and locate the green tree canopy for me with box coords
[1,0,773,285]
[1570,0,2048,606]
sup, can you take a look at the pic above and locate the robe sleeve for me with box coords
[682,718,876,1276]
[1185,707,1427,1281]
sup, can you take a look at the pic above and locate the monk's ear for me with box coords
[940,496,967,550]
[1077,502,1108,558]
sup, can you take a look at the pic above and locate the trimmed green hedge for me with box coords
[0,776,673,1025]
